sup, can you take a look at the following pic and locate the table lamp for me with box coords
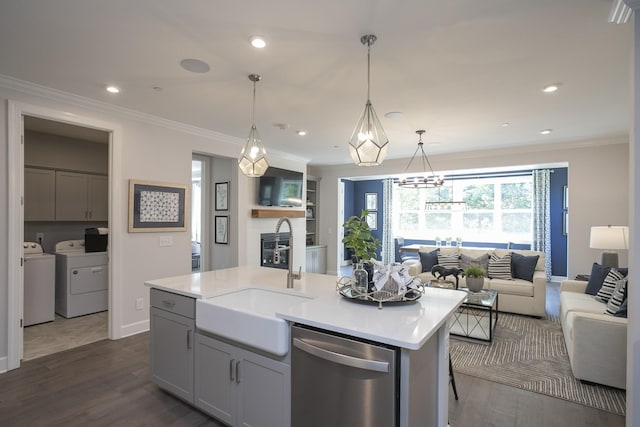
[589,225,629,268]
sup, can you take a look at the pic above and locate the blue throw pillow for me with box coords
[511,252,539,282]
[419,249,439,273]
[585,263,611,295]
[614,298,628,318]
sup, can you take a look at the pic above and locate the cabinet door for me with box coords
[305,247,316,273]
[150,307,194,403]
[237,349,290,427]
[195,334,236,425]
[87,175,108,221]
[55,171,89,220]
[315,246,327,274]
[24,168,55,220]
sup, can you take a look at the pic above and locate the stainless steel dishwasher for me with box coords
[291,324,399,427]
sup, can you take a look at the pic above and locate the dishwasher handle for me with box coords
[293,338,389,373]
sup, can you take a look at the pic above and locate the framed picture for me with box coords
[306,207,314,219]
[215,215,229,244]
[365,192,378,211]
[563,211,568,236]
[215,181,229,211]
[366,211,377,230]
[563,185,568,210]
[128,180,188,233]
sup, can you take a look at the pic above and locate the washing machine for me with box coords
[54,239,108,318]
[23,242,55,326]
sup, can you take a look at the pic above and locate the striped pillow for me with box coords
[595,269,625,304]
[605,277,627,315]
[437,253,460,269]
[488,253,512,280]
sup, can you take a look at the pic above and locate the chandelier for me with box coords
[238,74,269,177]
[424,174,466,211]
[348,34,389,166]
[397,130,444,188]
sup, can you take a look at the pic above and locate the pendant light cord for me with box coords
[252,80,257,127]
[367,43,371,102]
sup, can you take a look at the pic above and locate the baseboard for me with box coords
[120,319,149,338]
[0,355,7,374]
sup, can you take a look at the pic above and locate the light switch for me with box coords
[159,236,173,247]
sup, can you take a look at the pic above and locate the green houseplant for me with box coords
[342,210,380,291]
[464,265,486,292]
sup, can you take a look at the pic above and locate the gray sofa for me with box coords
[404,245,547,317]
[559,279,627,389]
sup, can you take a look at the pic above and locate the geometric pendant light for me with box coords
[238,73,269,177]
[348,34,389,166]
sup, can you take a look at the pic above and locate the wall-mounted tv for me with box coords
[257,167,304,207]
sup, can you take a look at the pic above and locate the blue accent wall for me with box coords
[344,168,569,276]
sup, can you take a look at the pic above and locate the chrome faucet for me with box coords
[274,217,301,288]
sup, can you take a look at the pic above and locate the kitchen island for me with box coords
[146,265,466,427]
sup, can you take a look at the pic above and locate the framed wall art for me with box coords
[215,215,229,244]
[215,181,229,211]
[128,180,188,232]
[365,192,378,211]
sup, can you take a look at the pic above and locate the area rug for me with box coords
[449,313,626,415]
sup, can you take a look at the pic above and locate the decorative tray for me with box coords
[336,277,425,309]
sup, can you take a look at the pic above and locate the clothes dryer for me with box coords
[54,239,108,318]
[23,242,55,326]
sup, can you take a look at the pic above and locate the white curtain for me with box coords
[381,178,394,264]
[533,169,552,280]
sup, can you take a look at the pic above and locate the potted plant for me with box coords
[464,265,486,292]
[342,209,380,291]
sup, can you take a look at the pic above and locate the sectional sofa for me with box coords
[404,245,547,317]
[559,267,628,389]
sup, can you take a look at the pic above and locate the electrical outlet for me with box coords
[36,232,44,242]
[135,298,144,311]
[159,236,173,247]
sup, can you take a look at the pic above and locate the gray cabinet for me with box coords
[55,171,108,221]
[24,168,56,221]
[150,289,195,403]
[306,245,327,274]
[195,333,290,427]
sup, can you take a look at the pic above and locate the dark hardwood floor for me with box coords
[0,329,625,427]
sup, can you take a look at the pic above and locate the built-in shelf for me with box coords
[251,209,305,218]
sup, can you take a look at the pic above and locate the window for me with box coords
[392,175,533,244]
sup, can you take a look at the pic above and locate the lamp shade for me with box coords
[589,226,629,250]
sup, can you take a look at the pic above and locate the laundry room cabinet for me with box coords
[55,171,108,221]
[150,289,195,404]
[194,333,290,427]
[24,168,56,221]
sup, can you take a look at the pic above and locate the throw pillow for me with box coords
[488,253,512,280]
[511,252,539,282]
[605,277,628,315]
[585,263,611,295]
[595,269,625,304]
[437,253,460,269]
[419,249,439,273]
[460,253,489,272]
[614,299,628,318]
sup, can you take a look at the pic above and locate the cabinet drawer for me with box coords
[151,288,195,319]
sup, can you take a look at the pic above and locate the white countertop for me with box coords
[145,265,466,350]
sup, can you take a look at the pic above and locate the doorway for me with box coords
[7,101,122,371]
[191,155,211,272]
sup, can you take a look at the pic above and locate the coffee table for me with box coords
[450,288,499,344]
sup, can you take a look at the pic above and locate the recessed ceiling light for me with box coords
[106,86,120,94]
[542,84,560,93]
[250,36,266,49]
[296,130,307,136]
[180,58,210,73]
[384,111,404,119]
[540,129,552,135]
[501,122,510,127]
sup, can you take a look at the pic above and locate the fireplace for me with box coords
[260,233,289,270]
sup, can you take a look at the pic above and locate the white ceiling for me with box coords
[0,0,632,166]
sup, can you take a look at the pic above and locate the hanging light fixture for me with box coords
[238,74,269,177]
[348,34,389,166]
[397,130,444,188]
[425,174,466,211]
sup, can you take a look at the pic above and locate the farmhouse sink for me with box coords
[196,287,314,356]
